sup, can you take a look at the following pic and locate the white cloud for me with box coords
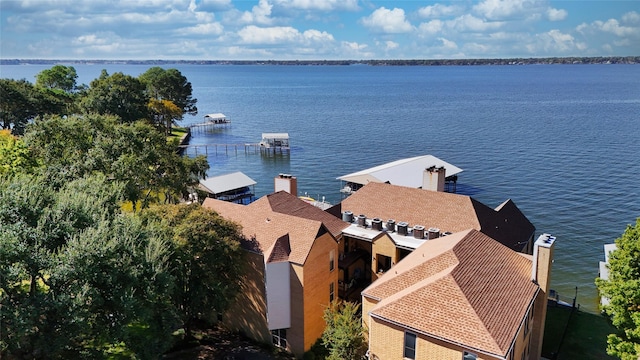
[473,0,547,21]
[195,0,232,11]
[418,20,444,36]
[534,29,576,53]
[361,7,413,34]
[176,22,224,35]
[418,4,463,19]
[302,29,334,43]
[236,25,333,46]
[578,15,640,38]
[546,8,567,22]
[622,11,640,24]
[448,14,504,32]
[240,0,274,25]
[438,37,458,50]
[273,0,359,11]
[600,19,639,37]
[238,25,298,44]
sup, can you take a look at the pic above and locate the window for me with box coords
[330,282,335,302]
[404,332,416,359]
[463,351,477,360]
[271,329,288,349]
[330,250,335,272]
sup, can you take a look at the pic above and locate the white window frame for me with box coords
[271,328,288,349]
[330,281,335,302]
[330,249,335,272]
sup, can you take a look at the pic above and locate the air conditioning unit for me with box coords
[386,219,396,232]
[372,218,383,231]
[397,222,409,236]
[413,225,425,239]
[357,214,367,227]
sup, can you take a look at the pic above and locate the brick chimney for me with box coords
[274,174,297,195]
[530,233,556,360]
[423,166,446,192]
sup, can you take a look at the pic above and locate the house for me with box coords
[362,230,556,360]
[337,154,464,195]
[202,191,349,358]
[327,182,536,287]
[198,171,256,204]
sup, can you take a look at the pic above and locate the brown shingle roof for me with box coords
[202,194,335,265]
[340,182,534,250]
[266,191,350,238]
[363,229,538,358]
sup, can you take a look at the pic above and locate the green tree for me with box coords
[321,301,367,360]
[0,79,39,134]
[0,129,37,176]
[596,218,640,360]
[140,204,244,339]
[35,65,78,92]
[23,114,209,208]
[148,98,183,135]
[139,67,197,117]
[1,78,70,134]
[0,174,178,359]
[80,70,149,123]
[35,65,79,115]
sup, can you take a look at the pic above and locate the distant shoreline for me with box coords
[1,56,638,66]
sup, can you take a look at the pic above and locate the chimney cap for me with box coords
[535,233,556,248]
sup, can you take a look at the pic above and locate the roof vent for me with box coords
[342,211,353,222]
[397,222,409,236]
[386,219,396,232]
[372,218,383,231]
[357,214,367,227]
[427,227,440,239]
[413,225,425,239]
[442,231,452,237]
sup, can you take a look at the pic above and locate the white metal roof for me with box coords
[337,155,463,188]
[261,133,289,139]
[199,171,256,195]
[204,113,227,120]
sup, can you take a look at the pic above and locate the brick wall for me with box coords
[302,232,339,353]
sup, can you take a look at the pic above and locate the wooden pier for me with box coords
[179,143,261,155]
[179,142,291,156]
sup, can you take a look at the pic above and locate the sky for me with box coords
[1,0,639,60]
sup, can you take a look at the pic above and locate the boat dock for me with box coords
[187,113,231,133]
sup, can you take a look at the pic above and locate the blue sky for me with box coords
[1,0,638,60]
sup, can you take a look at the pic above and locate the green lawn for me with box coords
[542,304,617,360]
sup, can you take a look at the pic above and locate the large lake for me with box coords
[3,63,639,313]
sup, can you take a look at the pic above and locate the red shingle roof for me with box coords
[363,229,538,357]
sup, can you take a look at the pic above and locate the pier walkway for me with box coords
[178,143,290,155]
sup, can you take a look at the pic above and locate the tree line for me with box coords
[0,66,246,359]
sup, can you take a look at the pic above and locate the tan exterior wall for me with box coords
[368,315,514,360]
[301,232,340,355]
[371,234,398,281]
[222,251,271,346]
[531,243,554,359]
[361,296,378,342]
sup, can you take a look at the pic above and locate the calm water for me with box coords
[3,63,640,313]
